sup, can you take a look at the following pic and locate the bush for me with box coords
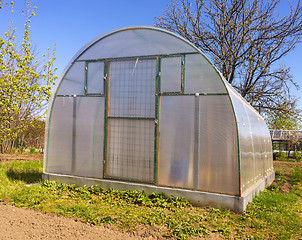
[29,147,37,153]
[293,151,302,162]
[275,151,287,160]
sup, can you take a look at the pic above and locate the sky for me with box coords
[0,0,302,110]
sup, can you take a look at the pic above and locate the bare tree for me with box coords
[154,0,302,115]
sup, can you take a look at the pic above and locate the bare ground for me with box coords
[0,204,157,240]
[0,153,44,162]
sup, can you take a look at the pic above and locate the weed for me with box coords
[275,151,288,160]
[3,160,42,183]
[293,151,302,162]
[29,147,37,154]
[289,168,302,185]
[0,160,301,239]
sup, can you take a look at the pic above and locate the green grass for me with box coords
[0,160,301,239]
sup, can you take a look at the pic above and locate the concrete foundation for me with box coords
[42,171,275,213]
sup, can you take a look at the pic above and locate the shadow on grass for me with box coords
[6,168,42,183]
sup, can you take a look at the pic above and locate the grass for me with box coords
[0,159,301,239]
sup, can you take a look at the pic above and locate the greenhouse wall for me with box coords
[44,26,274,213]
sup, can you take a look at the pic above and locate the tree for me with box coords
[267,102,302,157]
[154,0,302,116]
[267,102,302,130]
[0,1,57,153]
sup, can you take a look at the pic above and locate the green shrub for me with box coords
[275,151,287,159]
[29,147,37,153]
[293,151,302,162]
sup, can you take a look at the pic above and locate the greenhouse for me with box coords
[43,26,274,213]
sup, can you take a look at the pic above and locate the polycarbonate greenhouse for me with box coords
[43,26,274,213]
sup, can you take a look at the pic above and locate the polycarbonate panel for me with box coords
[198,95,239,195]
[249,113,264,183]
[87,62,104,94]
[161,57,182,92]
[158,96,195,188]
[57,62,85,95]
[46,97,73,174]
[185,54,227,94]
[228,86,255,193]
[109,59,156,118]
[74,97,104,178]
[78,29,197,61]
[107,119,154,182]
[226,82,273,195]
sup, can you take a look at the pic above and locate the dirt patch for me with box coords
[273,160,302,177]
[0,154,43,162]
[0,204,161,240]
[279,181,292,194]
[272,161,301,194]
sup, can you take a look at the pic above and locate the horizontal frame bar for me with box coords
[107,116,155,120]
[76,51,199,63]
[160,92,229,96]
[56,94,104,97]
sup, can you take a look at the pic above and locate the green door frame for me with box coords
[103,57,160,184]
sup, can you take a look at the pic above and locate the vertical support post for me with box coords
[154,57,161,184]
[181,55,185,94]
[72,95,77,175]
[194,93,200,189]
[103,60,109,178]
[84,62,88,95]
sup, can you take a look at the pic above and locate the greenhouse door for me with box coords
[105,58,157,183]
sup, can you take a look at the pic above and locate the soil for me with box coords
[0,155,300,239]
[0,204,157,240]
[273,160,302,176]
[273,160,302,194]
[0,153,44,162]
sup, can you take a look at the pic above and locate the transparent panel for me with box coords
[226,82,273,195]
[87,62,104,94]
[185,54,227,94]
[109,59,156,118]
[74,97,104,178]
[249,114,264,183]
[46,97,73,174]
[57,62,85,95]
[161,57,181,92]
[198,95,239,195]
[158,96,195,188]
[228,87,255,193]
[107,119,154,182]
[78,29,197,61]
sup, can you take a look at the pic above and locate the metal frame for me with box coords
[154,57,161,184]
[47,53,233,183]
[103,57,158,184]
[160,55,183,95]
[84,60,105,96]
[103,60,109,178]
[43,26,275,213]
[181,55,185,93]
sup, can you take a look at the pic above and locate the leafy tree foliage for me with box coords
[0,1,57,153]
[154,0,302,117]
[267,102,302,130]
[267,102,302,157]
